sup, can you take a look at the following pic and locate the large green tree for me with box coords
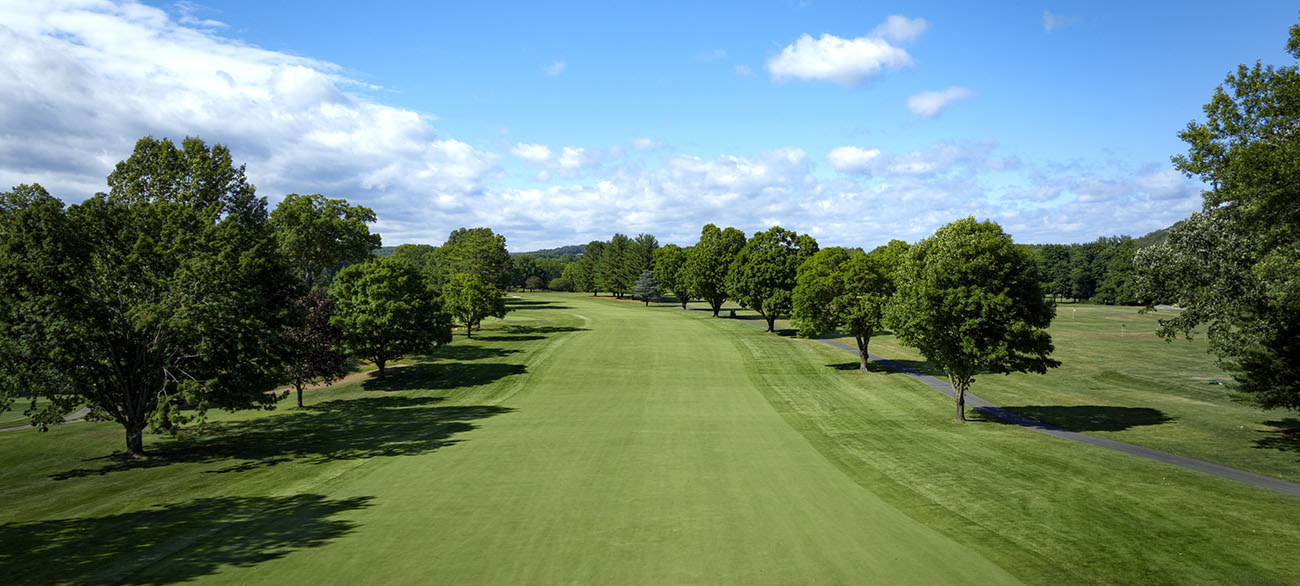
[886,218,1059,421]
[329,256,452,376]
[682,224,747,317]
[0,137,300,456]
[791,244,901,370]
[632,270,659,306]
[726,226,819,332]
[436,227,512,289]
[1134,22,1300,411]
[653,244,692,308]
[441,272,508,338]
[600,234,633,297]
[269,193,380,289]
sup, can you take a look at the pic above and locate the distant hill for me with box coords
[1133,221,1184,248]
[511,244,585,258]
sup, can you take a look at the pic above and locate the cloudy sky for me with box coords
[1,1,1294,251]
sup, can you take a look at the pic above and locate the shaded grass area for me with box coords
[0,494,371,585]
[745,302,1300,481]
[0,307,571,585]
[711,314,1300,585]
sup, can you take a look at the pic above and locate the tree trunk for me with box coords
[765,315,776,332]
[296,383,305,408]
[466,324,473,339]
[949,375,966,422]
[125,423,146,458]
[376,359,387,378]
[680,297,689,309]
[711,299,722,317]
[855,333,871,370]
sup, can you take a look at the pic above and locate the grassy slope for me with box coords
[0,294,1016,585]
[752,303,1300,482]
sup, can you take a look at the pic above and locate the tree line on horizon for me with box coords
[2,19,1298,455]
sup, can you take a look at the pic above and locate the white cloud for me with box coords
[906,86,974,118]
[0,2,1204,251]
[870,15,929,45]
[767,32,912,86]
[827,141,999,176]
[0,0,496,232]
[1136,166,1199,200]
[631,138,665,152]
[543,60,566,76]
[826,146,882,173]
[734,64,753,77]
[1043,10,1080,33]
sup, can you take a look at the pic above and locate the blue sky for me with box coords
[1,1,1295,250]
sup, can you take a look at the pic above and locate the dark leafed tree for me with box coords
[0,136,300,457]
[886,217,1059,421]
[792,245,901,370]
[726,226,819,332]
[623,233,658,288]
[601,234,632,298]
[270,193,381,289]
[441,272,509,338]
[524,275,544,291]
[632,270,659,306]
[329,256,452,375]
[682,224,747,316]
[281,289,347,408]
[653,243,692,308]
[580,240,607,295]
[562,255,593,294]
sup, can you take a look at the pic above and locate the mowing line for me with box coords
[716,311,1300,497]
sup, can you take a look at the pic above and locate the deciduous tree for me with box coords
[792,246,898,370]
[653,244,692,308]
[0,137,299,456]
[1135,21,1300,412]
[682,224,746,317]
[329,257,451,375]
[886,218,1058,421]
[726,226,818,332]
[281,289,347,408]
[270,193,380,289]
[441,272,508,338]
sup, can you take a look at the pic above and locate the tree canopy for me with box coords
[441,272,508,338]
[0,136,299,456]
[682,224,747,317]
[726,226,819,332]
[269,193,380,289]
[281,289,347,408]
[886,217,1058,421]
[329,256,451,375]
[1135,21,1300,411]
[436,227,512,290]
[653,244,691,308]
[792,243,902,369]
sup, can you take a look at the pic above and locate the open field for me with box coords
[1,293,1297,585]
[748,302,1300,482]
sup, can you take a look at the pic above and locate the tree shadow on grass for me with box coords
[1254,419,1300,456]
[427,344,520,361]
[505,299,571,310]
[361,362,527,392]
[52,396,511,479]
[502,325,587,335]
[826,361,899,375]
[0,493,371,585]
[977,405,1174,432]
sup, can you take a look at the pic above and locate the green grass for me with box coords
[1,293,1296,585]
[750,302,1300,482]
[0,397,51,428]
